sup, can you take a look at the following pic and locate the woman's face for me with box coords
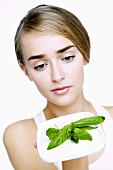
[21,32,87,106]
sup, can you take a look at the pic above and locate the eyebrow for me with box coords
[56,45,75,53]
[28,54,45,61]
[28,45,75,61]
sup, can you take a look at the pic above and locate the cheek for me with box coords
[33,79,48,98]
[26,67,51,94]
[71,66,84,97]
[31,74,50,96]
[33,78,46,90]
[68,62,84,82]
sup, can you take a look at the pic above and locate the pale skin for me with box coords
[3,32,113,170]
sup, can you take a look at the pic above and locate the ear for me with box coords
[83,58,89,65]
[19,63,32,81]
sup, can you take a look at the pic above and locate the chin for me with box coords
[52,98,75,107]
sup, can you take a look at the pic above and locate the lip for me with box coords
[51,86,71,95]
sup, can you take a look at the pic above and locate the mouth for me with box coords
[51,86,71,95]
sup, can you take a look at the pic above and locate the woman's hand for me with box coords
[62,156,89,170]
[33,137,89,170]
[33,137,37,148]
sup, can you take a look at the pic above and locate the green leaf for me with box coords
[61,124,73,138]
[71,136,79,143]
[78,125,98,130]
[73,116,105,127]
[47,131,68,150]
[72,128,92,141]
[46,128,60,140]
[46,116,105,150]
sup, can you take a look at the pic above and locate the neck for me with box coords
[44,93,91,120]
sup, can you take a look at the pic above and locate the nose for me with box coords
[51,62,65,83]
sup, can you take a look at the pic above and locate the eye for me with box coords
[63,55,75,62]
[34,63,47,71]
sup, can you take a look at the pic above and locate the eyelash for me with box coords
[34,63,48,71]
[62,55,75,62]
[34,55,75,71]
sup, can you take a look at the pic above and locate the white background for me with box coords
[0,0,113,169]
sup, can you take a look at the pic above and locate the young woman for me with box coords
[3,4,113,170]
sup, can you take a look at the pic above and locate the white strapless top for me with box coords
[34,103,113,170]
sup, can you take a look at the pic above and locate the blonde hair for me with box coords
[15,4,90,65]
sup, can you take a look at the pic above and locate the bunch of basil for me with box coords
[46,116,105,150]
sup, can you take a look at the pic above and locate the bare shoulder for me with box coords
[3,118,57,170]
[103,106,113,119]
[3,118,37,169]
[3,118,37,148]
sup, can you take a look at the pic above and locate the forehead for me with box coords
[21,32,75,55]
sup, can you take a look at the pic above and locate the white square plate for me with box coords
[37,112,105,162]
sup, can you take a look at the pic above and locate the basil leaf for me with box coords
[72,128,92,141]
[46,116,105,149]
[61,124,73,138]
[73,116,105,127]
[71,136,79,143]
[46,128,60,140]
[47,130,68,150]
[78,125,98,130]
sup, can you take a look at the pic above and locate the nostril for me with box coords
[52,73,65,83]
[51,64,65,83]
